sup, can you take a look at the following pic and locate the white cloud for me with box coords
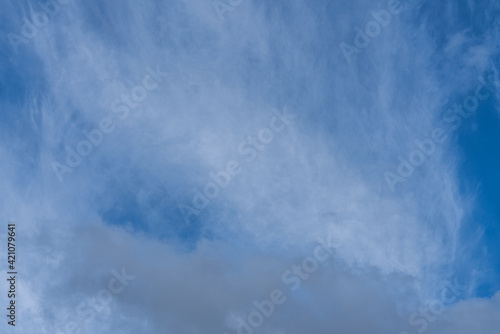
[0,0,499,333]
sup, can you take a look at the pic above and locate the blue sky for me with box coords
[0,0,500,333]
[456,94,500,298]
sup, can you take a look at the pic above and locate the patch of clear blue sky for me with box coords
[403,0,500,298]
[457,97,500,298]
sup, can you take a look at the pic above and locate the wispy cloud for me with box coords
[1,0,499,333]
